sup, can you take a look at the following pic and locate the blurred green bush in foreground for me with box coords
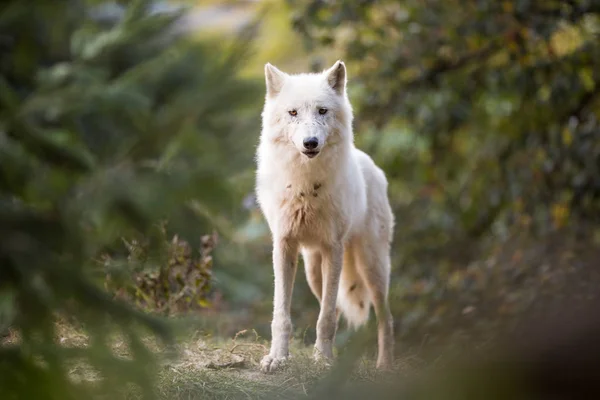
[0,0,260,398]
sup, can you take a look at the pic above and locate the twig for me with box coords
[229,342,268,354]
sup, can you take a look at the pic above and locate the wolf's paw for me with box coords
[260,355,288,373]
[312,348,334,369]
[376,358,394,371]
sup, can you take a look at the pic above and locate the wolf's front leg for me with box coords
[314,243,343,363]
[261,237,298,373]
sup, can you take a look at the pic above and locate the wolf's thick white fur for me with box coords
[255,60,394,373]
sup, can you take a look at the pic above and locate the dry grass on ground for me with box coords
[3,323,421,399]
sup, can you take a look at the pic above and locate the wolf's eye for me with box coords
[289,110,297,116]
[318,108,328,115]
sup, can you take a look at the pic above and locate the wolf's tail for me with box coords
[337,247,370,329]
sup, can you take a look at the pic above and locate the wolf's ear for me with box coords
[325,60,346,95]
[265,63,287,98]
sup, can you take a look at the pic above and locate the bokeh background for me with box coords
[1,0,599,398]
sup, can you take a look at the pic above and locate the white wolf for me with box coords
[255,60,394,373]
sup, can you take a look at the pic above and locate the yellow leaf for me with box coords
[551,202,569,229]
[502,1,514,13]
[562,127,573,146]
[538,85,551,101]
[579,68,596,91]
[198,298,211,308]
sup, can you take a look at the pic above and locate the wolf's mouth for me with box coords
[302,151,319,159]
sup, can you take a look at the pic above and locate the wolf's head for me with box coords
[261,61,353,159]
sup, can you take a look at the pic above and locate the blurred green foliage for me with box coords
[292,0,600,237]
[258,0,600,345]
[0,0,261,398]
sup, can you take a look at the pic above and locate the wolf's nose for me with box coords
[303,137,319,150]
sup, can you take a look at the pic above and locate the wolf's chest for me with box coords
[277,181,332,236]
[280,182,325,215]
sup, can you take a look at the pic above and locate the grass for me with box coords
[149,328,419,400]
[3,321,422,400]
